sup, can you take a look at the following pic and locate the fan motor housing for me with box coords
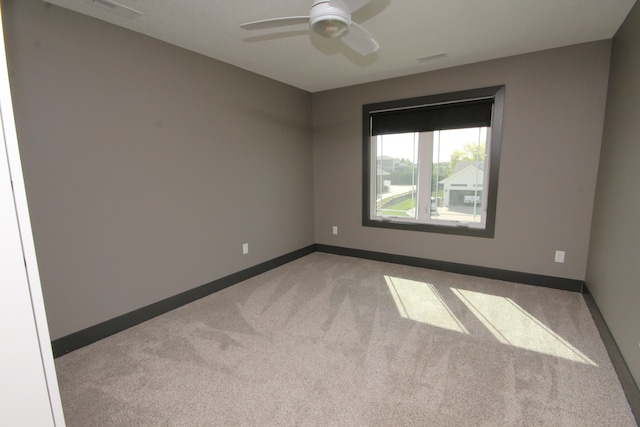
[310,0,351,38]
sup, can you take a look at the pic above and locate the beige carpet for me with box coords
[55,252,636,426]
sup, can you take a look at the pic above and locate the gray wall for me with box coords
[587,1,640,386]
[3,0,314,340]
[313,41,611,280]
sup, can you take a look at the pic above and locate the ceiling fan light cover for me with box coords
[311,16,349,38]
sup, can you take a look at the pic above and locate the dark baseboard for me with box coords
[52,245,316,358]
[52,243,585,357]
[315,244,584,293]
[582,285,640,425]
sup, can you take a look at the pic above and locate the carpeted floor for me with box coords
[55,252,636,426]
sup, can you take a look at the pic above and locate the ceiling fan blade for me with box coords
[241,16,309,31]
[341,22,378,55]
[329,0,371,14]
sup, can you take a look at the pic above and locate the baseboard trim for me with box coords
[51,245,316,358]
[315,244,585,293]
[582,285,640,425]
[52,243,585,357]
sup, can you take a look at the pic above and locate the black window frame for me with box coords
[362,85,505,238]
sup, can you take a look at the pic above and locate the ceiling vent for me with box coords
[89,0,142,19]
[416,53,448,62]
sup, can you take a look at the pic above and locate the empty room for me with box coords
[1,0,639,425]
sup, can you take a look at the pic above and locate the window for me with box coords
[362,86,504,237]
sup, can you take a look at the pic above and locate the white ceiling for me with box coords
[41,0,636,93]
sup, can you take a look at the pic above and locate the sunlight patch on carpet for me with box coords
[452,288,598,366]
[384,275,468,334]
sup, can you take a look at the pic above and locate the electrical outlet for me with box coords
[554,250,565,263]
[332,226,338,235]
[242,243,249,255]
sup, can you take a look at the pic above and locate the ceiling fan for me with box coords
[240,0,379,56]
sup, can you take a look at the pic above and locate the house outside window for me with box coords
[362,86,505,238]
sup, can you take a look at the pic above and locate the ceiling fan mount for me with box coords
[241,0,379,56]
